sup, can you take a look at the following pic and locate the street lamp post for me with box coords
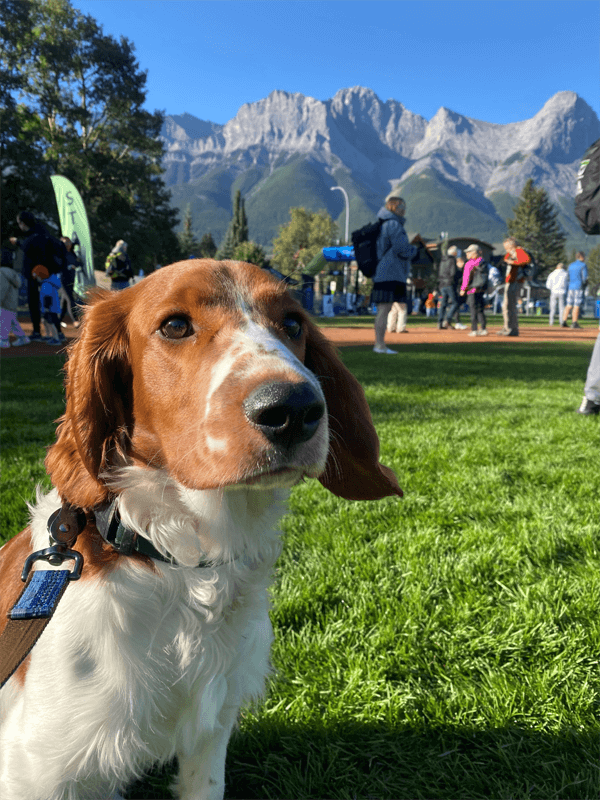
[331,186,350,298]
[330,185,350,244]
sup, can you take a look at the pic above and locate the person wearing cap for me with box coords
[498,236,530,336]
[371,192,417,354]
[105,240,134,290]
[459,244,489,336]
[437,244,461,329]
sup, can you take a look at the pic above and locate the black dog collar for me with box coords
[94,500,212,568]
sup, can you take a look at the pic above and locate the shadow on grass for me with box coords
[125,719,598,800]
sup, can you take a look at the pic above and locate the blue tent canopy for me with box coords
[322,245,355,262]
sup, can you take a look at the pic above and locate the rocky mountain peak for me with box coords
[160,87,599,249]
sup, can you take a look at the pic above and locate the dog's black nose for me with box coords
[243,381,325,448]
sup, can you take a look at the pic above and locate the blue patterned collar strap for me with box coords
[10,569,71,620]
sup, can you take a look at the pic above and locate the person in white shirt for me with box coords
[545,263,568,326]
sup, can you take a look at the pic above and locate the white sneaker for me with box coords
[477,329,489,336]
[455,323,468,330]
[373,345,398,354]
[467,330,478,337]
[13,336,30,346]
[0,339,10,348]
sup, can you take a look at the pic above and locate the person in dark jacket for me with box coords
[9,210,50,341]
[437,245,461,329]
[371,192,417,354]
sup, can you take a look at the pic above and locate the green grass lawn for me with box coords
[1,343,599,799]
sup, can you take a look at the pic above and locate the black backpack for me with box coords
[351,220,383,278]
[575,138,600,235]
[467,261,489,291]
[44,235,67,275]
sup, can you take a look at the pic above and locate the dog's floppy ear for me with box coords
[303,322,402,501]
[45,290,134,509]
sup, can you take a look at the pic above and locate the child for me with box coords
[32,265,65,345]
[1,254,30,348]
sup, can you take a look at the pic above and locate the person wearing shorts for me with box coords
[562,252,587,329]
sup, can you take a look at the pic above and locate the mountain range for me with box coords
[160,87,600,254]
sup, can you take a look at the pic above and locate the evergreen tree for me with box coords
[198,232,217,259]
[217,190,248,259]
[506,179,566,277]
[235,191,249,244]
[177,206,199,257]
[1,0,179,270]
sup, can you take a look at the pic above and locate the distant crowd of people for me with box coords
[1,210,134,349]
[367,190,598,415]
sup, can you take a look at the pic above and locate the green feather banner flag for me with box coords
[50,175,96,300]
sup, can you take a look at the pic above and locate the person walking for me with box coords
[546,263,568,326]
[460,244,488,336]
[371,193,417,354]
[437,245,461,329]
[105,240,133,290]
[9,210,51,341]
[562,252,588,329]
[497,237,530,337]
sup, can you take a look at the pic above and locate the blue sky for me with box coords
[73,0,600,125]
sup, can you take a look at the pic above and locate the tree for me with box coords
[506,179,566,278]
[233,240,266,266]
[198,232,217,259]
[1,0,180,271]
[586,244,600,296]
[217,190,248,259]
[177,206,199,258]
[271,207,338,275]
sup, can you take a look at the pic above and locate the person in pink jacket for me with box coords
[460,243,489,337]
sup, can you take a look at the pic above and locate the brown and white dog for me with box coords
[0,260,401,800]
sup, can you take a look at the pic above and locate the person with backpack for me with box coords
[561,252,587,330]
[460,243,489,336]
[497,237,531,337]
[105,240,134,290]
[371,192,417,354]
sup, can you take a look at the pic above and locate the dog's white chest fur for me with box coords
[0,486,281,800]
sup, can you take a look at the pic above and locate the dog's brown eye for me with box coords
[283,315,302,340]
[160,317,193,340]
